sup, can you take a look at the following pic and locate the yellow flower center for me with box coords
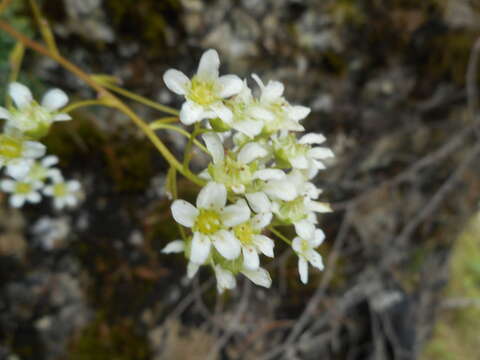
[187,76,220,105]
[300,239,310,253]
[233,222,254,246]
[53,183,67,197]
[0,136,23,159]
[194,209,221,235]
[15,182,32,194]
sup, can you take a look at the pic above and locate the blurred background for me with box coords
[1,0,480,359]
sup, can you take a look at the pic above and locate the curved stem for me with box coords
[62,99,109,113]
[100,82,179,116]
[150,123,208,154]
[0,20,204,186]
[268,226,292,246]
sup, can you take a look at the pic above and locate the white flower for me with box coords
[202,132,282,194]
[222,80,274,137]
[0,135,46,178]
[163,49,243,125]
[232,206,275,270]
[170,182,248,265]
[7,155,60,181]
[0,178,43,208]
[43,177,82,210]
[0,82,71,138]
[251,74,310,134]
[292,222,325,284]
[272,132,333,178]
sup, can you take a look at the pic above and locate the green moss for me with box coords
[69,313,149,360]
[422,212,480,360]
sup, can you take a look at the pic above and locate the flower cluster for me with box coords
[0,82,81,209]
[162,49,334,292]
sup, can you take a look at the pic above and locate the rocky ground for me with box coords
[1,0,480,359]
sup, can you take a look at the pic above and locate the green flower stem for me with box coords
[183,122,201,170]
[269,226,292,246]
[150,116,179,125]
[0,20,204,186]
[150,123,209,154]
[100,82,180,116]
[29,0,59,56]
[62,99,111,113]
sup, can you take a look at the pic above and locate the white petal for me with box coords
[41,155,59,167]
[10,194,25,208]
[211,230,240,260]
[43,186,54,196]
[27,192,41,203]
[299,133,326,145]
[242,267,271,288]
[290,155,309,169]
[232,119,263,138]
[9,82,33,109]
[67,180,81,192]
[251,212,272,230]
[308,201,332,213]
[249,105,274,121]
[253,169,285,181]
[237,142,267,164]
[0,106,11,120]
[171,200,198,227]
[292,237,303,253]
[210,102,233,124]
[22,141,46,158]
[222,199,251,227]
[196,182,226,210]
[246,192,271,214]
[306,250,324,271]
[251,73,265,90]
[218,75,243,98]
[41,88,69,110]
[6,160,32,179]
[309,147,334,159]
[190,232,211,264]
[187,262,200,278]
[214,265,236,293]
[161,240,185,254]
[180,101,205,125]
[202,132,224,164]
[263,179,297,201]
[312,229,325,247]
[253,235,274,257]
[197,49,220,79]
[163,69,190,95]
[294,220,315,240]
[262,80,284,102]
[287,105,311,121]
[53,113,72,122]
[0,179,16,192]
[298,257,309,284]
[242,246,260,269]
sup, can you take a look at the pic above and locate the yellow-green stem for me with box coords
[0,20,203,186]
[62,99,110,113]
[269,226,292,246]
[101,82,180,116]
[150,123,208,154]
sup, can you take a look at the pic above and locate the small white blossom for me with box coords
[170,182,248,266]
[0,82,71,138]
[0,178,43,208]
[292,222,325,284]
[7,155,60,181]
[0,134,46,178]
[43,177,82,210]
[251,74,310,134]
[163,49,243,125]
[232,206,275,270]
